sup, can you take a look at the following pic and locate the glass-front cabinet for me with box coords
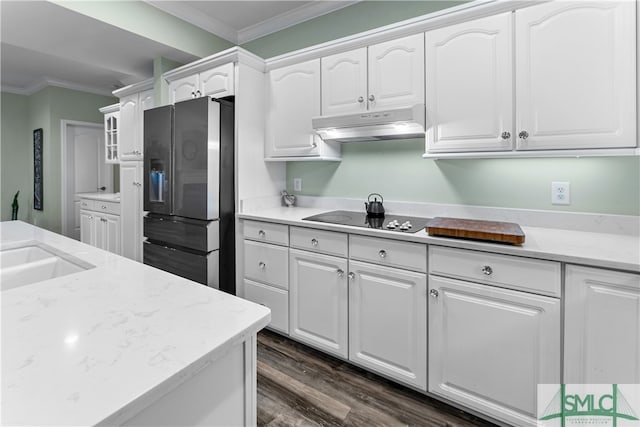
[100,103,120,164]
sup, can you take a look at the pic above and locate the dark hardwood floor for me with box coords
[257,330,497,427]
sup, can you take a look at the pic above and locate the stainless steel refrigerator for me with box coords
[142,97,235,294]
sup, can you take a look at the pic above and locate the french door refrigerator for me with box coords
[142,97,235,294]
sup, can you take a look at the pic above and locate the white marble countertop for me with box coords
[1,221,270,426]
[77,192,121,202]
[238,207,640,273]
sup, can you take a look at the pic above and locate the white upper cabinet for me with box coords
[119,89,154,161]
[321,48,368,115]
[515,1,636,150]
[266,59,339,159]
[169,63,235,104]
[426,13,513,153]
[100,104,120,164]
[321,34,425,116]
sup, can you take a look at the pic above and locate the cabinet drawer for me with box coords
[244,240,289,289]
[244,279,289,334]
[79,199,95,210]
[350,235,427,273]
[290,226,347,257]
[95,200,120,215]
[429,246,561,297]
[243,220,289,246]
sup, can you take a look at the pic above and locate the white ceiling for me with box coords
[0,0,359,97]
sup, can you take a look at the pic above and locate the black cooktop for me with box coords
[302,210,430,233]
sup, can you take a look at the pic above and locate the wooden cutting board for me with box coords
[426,217,525,245]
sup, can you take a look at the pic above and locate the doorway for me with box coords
[61,121,113,240]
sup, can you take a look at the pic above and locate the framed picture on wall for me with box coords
[34,128,43,211]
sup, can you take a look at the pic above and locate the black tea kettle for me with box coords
[365,193,385,217]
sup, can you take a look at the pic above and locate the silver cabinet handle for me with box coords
[430,289,439,298]
[258,262,266,270]
[310,140,318,148]
[101,205,107,209]
[501,131,511,140]
[368,94,375,102]
[482,265,493,276]
[348,272,356,280]
[133,182,142,187]
[311,238,318,247]
[191,91,196,98]
[337,269,344,278]
[196,90,202,97]
[357,96,364,103]
[258,230,265,238]
[518,130,529,140]
[378,249,387,259]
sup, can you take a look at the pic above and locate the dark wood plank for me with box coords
[257,330,497,427]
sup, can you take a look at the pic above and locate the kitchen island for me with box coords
[1,221,270,426]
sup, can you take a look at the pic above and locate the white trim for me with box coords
[145,0,239,43]
[112,78,154,98]
[264,0,549,71]
[2,77,115,97]
[422,148,640,160]
[98,103,120,114]
[60,120,104,238]
[163,47,265,83]
[264,156,342,162]
[237,1,361,44]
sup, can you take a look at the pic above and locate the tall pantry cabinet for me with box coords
[113,80,155,262]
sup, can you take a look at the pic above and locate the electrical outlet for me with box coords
[293,178,302,192]
[551,182,570,205]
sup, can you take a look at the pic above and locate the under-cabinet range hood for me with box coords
[312,104,426,143]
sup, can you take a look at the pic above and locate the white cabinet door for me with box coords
[139,89,155,112]
[120,162,142,261]
[80,210,95,245]
[265,59,321,157]
[169,74,199,104]
[426,13,513,153]
[289,249,348,359]
[565,265,640,384]
[368,33,425,110]
[348,260,427,390]
[200,63,234,99]
[429,275,560,427]
[103,213,121,254]
[119,94,140,161]
[321,48,367,115]
[515,1,636,150]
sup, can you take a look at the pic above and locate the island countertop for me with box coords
[1,221,270,426]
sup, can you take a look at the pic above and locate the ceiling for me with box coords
[0,0,359,97]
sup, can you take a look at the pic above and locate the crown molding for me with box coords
[1,78,115,97]
[163,47,265,83]
[236,1,361,44]
[145,1,239,43]
[98,103,120,114]
[112,78,154,98]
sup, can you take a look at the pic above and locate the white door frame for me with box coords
[60,120,105,237]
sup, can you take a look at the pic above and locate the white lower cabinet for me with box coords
[80,210,121,254]
[119,162,143,262]
[428,270,561,426]
[564,265,640,384]
[289,249,348,358]
[349,259,427,390]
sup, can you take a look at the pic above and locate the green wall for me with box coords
[1,88,117,231]
[1,93,30,221]
[286,140,640,215]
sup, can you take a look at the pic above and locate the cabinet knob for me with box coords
[310,140,318,148]
[348,272,356,280]
[518,130,529,140]
[258,230,266,238]
[258,261,266,270]
[378,249,387,259]
[501,131,511,140]
[98,186,106,191]
[336,269,344,278]
[311,238,318,247]
[368,94,375,102]
[482,265,493,276]
[101,205,107,209]
[191,91,196,98]
[101,218,107,222]
[430,289,439,298]
[357,96,364,103]
[196,90,202,97]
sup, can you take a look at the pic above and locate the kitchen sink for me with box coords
[0,242,95,291]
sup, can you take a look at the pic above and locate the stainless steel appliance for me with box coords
[142,97,235,293]
[303,210,430,233]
